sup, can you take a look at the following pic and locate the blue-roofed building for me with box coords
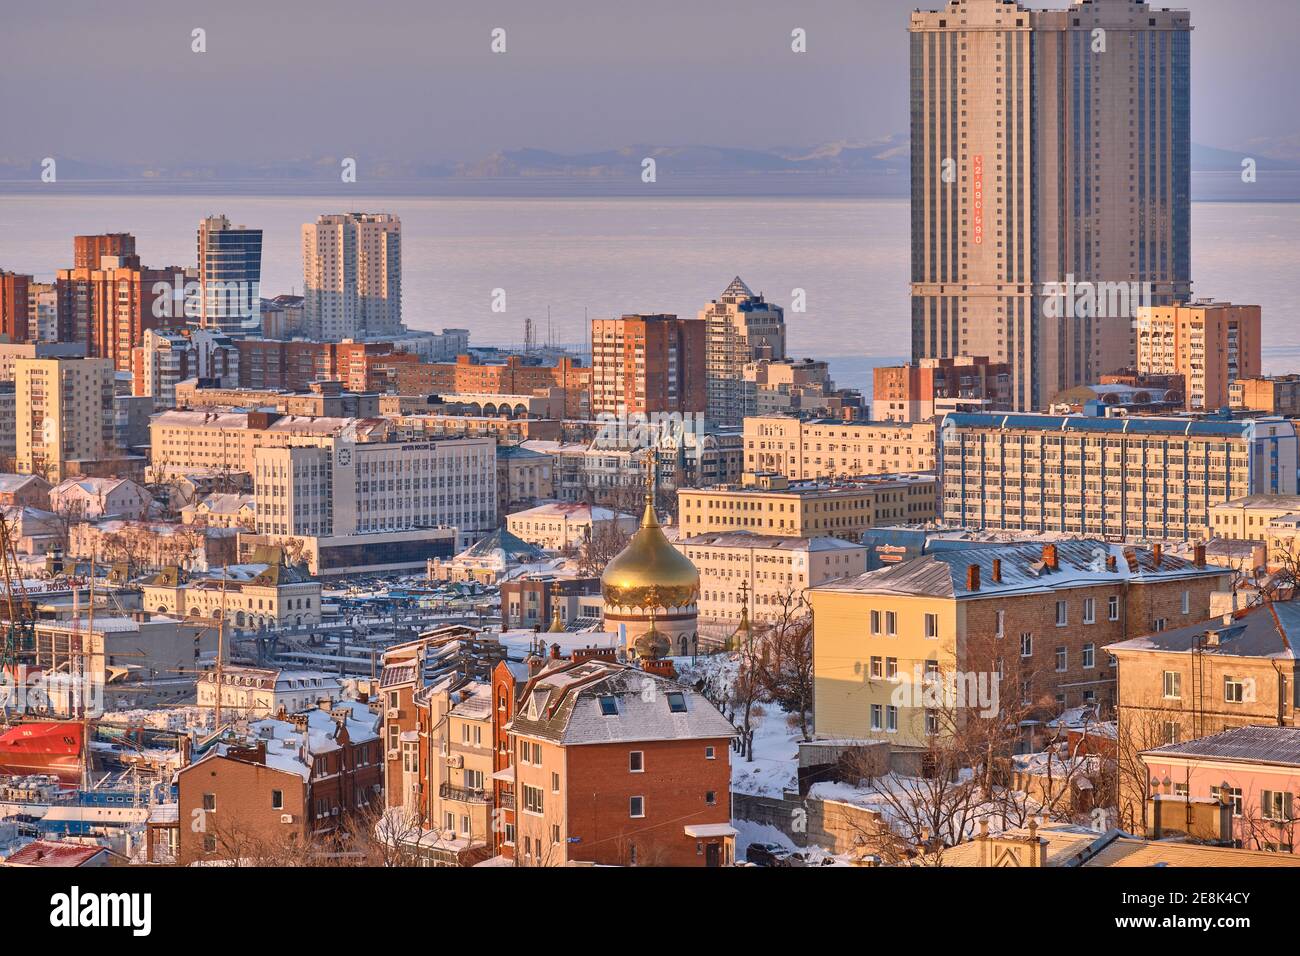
[941,412,1299,540]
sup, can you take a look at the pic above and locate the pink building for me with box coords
[1141,725,1300,854]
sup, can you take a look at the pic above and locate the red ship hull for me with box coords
[0,722,83,783]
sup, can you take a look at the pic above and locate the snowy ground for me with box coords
[674,653,801,799]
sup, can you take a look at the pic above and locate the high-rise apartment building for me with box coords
[73,233,135,270]
[27,282,58,342]
[0,271,31,343]
[1135,301,1261,411]
[194,215,262,335]
[941,412,1298,540]
[56,251,187,371]
[14,355,115,480]
[302,213,402,340]
[700,277,786,427]
[909,0,1192,410]
[590,313,705,417]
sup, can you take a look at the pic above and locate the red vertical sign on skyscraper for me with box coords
[972,154,984,245]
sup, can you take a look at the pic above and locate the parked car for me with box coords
[745,842,795,867]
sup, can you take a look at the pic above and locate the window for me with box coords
[1173,783,1188,797]
[886,658,898,680]
[271,790,283,810]
[1108,596,1120,621]
[1055,601,1068,627]
[870,703,883,731]
[629,796,645,818]
[869,656,883,679]
[1153,618,1167,632]
[924,613,938,639]
[1083,598,1095,624]
[598,696,618,716]
[1261,790,1293,822]
[522,785,544,815]
[886,706,898,732]
[550,771,559,793]
[1162,721,1180,746]
[551,823,562,844]
[629,751,644,773]
[704,746,715,760]
[1162,671,1182,699]
[1020,633,1032,658]
[995,609,1005,639]
[870,610,881,634]
[1055,647,1067,672]
[202,793,216,812]
[924,710,939,735]
[885,611,897,636]
[466,769,485,790]
[705,790,717,806]
[1181,591,1190,615]
[1211,785,1243,816]
[666,692,687,713]
[1082,643,1095,669]
[1224,676,1245,703]
[203,835,216,853]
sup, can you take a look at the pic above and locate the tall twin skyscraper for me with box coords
[909,0,1191,410]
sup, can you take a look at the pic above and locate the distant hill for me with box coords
[2,137,1298,197]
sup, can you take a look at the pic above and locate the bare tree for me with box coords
[574,520,631,578]
[754,589,814,741]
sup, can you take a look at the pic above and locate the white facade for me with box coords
[302,213,402,340]
[254,435,496,550]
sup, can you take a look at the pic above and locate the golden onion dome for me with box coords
[601,498,700,609]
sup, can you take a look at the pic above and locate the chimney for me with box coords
[967,564,980,592]
[1042,543,1058,570]
[991,558,1002,583]
[1194,543,1206,568]
[527,654,543,677]
[1153,543,1163,568]
[1106,554,1117,573]
[550,642,561,660]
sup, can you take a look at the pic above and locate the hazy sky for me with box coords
[1,0,1296,166]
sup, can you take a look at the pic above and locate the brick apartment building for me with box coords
[810,540,1232,749]
[380,631,736,866]
[234,338,419,392]
[174,702,382,864]
[591,314,706,417]
[397,354,592,419]
[509,659,737,867]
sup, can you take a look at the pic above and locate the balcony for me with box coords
[440,782,491,804]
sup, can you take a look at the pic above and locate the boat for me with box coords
[0,722,83,784]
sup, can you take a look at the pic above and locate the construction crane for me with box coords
[0,513,35,676]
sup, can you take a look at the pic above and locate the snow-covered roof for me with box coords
[681,531,867,552]
[509,660,737,747]
[1143,725,1300,767]
[1106,600,1299,660]
[816,539,1226,600]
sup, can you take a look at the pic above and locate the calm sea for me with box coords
[0,194,1296,395]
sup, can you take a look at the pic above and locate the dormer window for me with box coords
[666,692,687,714]
[598,696,618,716]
